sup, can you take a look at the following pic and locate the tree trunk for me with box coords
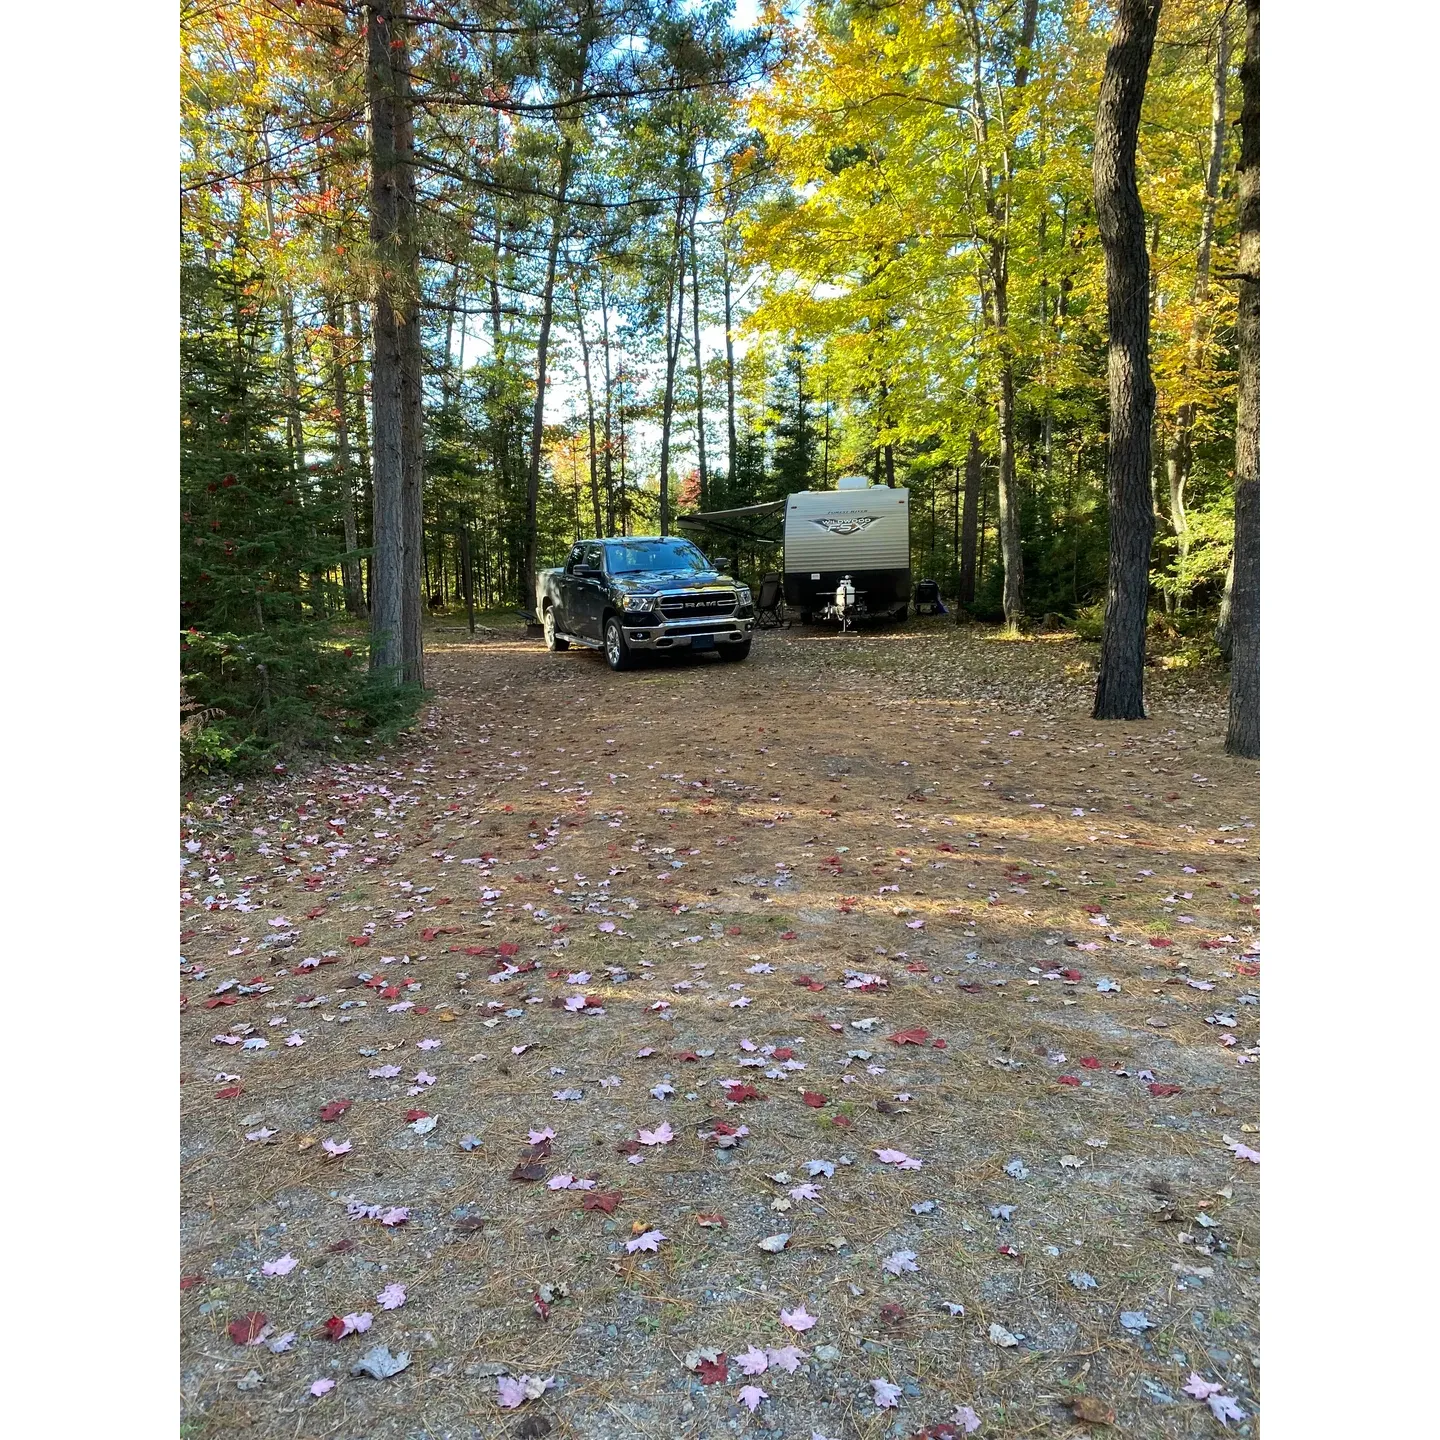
[459,524,475,634]
[330,301,366,615]
[962,3,1026,626]
[1092,0,1162,722]
[1225,0,1260,758]
[524,135,574,602]
[395,20,425,686]
[571,273,603,536]
[365,4,410,680]
[959,429,981,604]
[1215,551,1234,659]
[1014,0,1040,87]
[1166,9,1230,589]
[600,269,616,533]
[657,197,687,535]
[723,244,737,483]
[994,360,1023,624]
[689,205,709,509]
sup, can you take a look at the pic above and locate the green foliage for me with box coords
[181,260,420,773]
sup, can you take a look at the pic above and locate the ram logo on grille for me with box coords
[810,515,881,537]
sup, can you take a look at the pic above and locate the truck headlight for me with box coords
[735,585,752,607]
[621,593,654,612]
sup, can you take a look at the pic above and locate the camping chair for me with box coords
[754,571,787,628]
[913,578,944,615]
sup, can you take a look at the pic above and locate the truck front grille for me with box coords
[659,590,736,618]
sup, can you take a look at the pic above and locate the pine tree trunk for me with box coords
[1092,0,1163,722]
[959,429,981,604]
[1225,0,1260,758]
[657,197,687,535]
[395,17,425,685]
[524,136,574,603]
[689,205,708,509]
[330,301,366,615]
[723,247,737,481]
[600,269,616,533]
[365,5,408,679]
[571,276,603,536]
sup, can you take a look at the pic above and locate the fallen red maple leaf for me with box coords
[404,1109,429,1123]
[319,1100,352,1122]
[725,1082,762,1102]
[581,1191,621,1213]
[321,1315,349,1340]
[1148,937,1174,948]
[1148,1083,1183,1097]
[696,1355,729,1385]
[228,1312,268,1345]
[696,1213,726,1227]
[215,1085,243,1100]
[772,1047,795,1061]
[203,996,237,1010]
[888,1027,931,1045]
[779,930,797,940]
[1080,1057,1102,1069]
[1058,1075,1081,1087]
[180,1274,204,1291]
[801,1091,828,1107]
[348,935,371,947]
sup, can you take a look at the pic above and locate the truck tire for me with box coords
[543,606,569,651]
[603,615,634,671]
[719,640,752,662]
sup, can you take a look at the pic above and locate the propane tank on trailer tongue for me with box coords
[835,574,857,631]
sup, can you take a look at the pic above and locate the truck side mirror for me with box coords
[713,556,731,574]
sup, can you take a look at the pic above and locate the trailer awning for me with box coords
[676,499,786,524]
[676,499,785,548]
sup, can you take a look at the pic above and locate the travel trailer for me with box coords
[781,476,911,622]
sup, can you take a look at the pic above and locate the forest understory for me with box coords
[180,618,1259,1440]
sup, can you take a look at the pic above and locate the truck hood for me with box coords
[612,571,734,594]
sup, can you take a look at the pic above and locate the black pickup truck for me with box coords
[536,536,755,671]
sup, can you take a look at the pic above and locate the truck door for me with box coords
[571,543,608,640]
[555,544,586,632]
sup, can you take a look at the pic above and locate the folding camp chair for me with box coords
[754,571,787,628]
[913,578,944,615]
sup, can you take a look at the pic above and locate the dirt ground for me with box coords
[180,616,1260,1440]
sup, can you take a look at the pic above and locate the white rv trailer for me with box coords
[675,474,913,623]
[783,476,911,622]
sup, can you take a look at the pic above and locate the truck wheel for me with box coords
[720,640,752,662]
[603,616,634,671]
[543,607,569,651]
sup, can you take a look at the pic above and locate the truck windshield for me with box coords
[606,540,712,574]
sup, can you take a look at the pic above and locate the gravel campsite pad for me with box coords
[180,619,1259,1438]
